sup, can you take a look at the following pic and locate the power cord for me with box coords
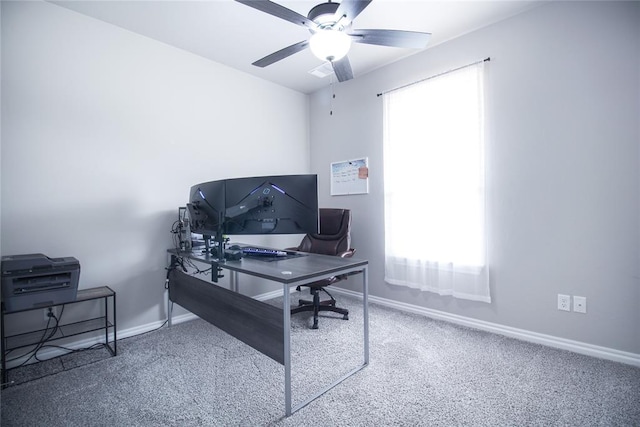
[5,306,62,367]
[170,219,183,251]
[165,255,212,288]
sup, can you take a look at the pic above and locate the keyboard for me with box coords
[241,247,288,257]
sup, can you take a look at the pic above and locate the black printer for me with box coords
[1,254,80,312]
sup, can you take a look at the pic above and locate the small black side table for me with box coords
[1,286,116,387]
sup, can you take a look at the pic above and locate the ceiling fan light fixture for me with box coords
[309,29,351,62]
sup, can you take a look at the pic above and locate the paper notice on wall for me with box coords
[331,158,369,196]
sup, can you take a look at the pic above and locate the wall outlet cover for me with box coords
[43,306,58,321]
[558,294,571,311]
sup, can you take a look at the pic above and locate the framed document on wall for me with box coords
[330,158,369,196]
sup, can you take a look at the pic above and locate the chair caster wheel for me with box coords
[312,324,319,329]
[343,315,349,320]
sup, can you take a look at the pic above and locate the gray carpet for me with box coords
[2,292,639,426]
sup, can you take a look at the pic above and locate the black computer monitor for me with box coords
[188,174,318,257]
[224,175,318,235]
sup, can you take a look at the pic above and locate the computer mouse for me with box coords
[229,245,241,250]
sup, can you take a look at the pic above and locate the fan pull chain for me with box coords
[330,77,335,116]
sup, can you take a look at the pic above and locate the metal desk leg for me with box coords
[167,254,174,328]
[167,293,173,328]
[230,271,239,293]
[285,267,369,416]
[283,283,292,416]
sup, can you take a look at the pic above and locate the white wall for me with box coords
[1,1,310,333]
[309,1,640,354]
[2,0,638,359]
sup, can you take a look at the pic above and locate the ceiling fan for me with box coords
[235,0,431,82]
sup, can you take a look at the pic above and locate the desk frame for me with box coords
[167,249,369,416]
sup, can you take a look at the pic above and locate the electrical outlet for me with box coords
[573,296,587,313]
[43,307,57,321]
[557,294,571,311]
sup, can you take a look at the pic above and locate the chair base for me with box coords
[291,288,349,329]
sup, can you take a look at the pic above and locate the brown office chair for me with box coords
[289,208,355,329]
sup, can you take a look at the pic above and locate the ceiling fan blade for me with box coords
[235,0,315,28]
[334,0,372,23]
[350,29,431,49]
[331,57,354,82]
[252,40,310,68]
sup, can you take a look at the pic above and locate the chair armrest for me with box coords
[338,248,356,258]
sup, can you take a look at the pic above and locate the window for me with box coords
[383,61,490,302]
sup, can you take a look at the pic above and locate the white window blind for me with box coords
[383,61,490,302]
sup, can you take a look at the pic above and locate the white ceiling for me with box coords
[52,0,543,94]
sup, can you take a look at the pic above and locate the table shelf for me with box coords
[1,286,117,387]
[5,317,113,350]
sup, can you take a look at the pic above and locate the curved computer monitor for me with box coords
[224,175,318,235]
[188,174,319,238]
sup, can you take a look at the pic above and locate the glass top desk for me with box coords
[166,247,369,416]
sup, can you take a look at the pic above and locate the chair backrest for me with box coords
[297,208,351,256]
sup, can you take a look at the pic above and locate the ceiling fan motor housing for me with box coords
[308,2,341,28]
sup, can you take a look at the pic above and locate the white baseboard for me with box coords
[11,287,635,372]
[332,287,640,367]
